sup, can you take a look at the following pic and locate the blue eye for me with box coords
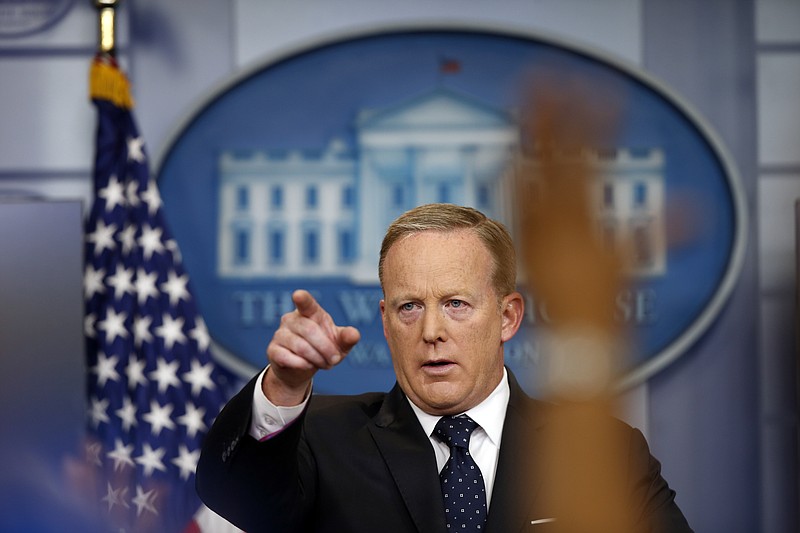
[401,302,415,311]
[450,300,463,308]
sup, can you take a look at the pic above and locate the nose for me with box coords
[421,308,447,344]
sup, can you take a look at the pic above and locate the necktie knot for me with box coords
[434,415,478,450]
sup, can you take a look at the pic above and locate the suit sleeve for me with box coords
[627,427,694,533]
[196,374,317,533]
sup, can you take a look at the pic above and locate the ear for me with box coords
[500,292,524,342]
[380,299,388,338]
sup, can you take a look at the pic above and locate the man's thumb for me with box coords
[337,326,361,354]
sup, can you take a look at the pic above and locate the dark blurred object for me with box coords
[0,200,105,531]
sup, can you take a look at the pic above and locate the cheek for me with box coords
[385,312,422,337]
[382,310,412,343]
[384,318,412,355]
[383,314,399,339]
[467,321,504,361]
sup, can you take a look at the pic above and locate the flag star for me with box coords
[89,397,110,428]
[126,356,148,390]
[86,220,117,256]
[102,482,129,512]
[83,265,106,298]
[115,396,138,431]
[97,307,129,343]
[189,318,211,352]
[119,223,137,255]
[142,400,176,436]
[91,352,120,387]
[141,180,162,216]
[128,136,146,163]
[132,485,159,517]
[161,270,190,306]
[84,312,97,338]
[135,443,167,477]
[149,357,181,393]
[172,445,200,481]
[138,224,165,260]
[98,174,126,211]
[165,239,182,262]
[107,438,135,471]
[86,441,103,467]
[133,316,153,348]
[107,266,135,301]
[155,314,186,350]
[178,402,207,438]
[135,268,159,305]
[183,359,215,397]
[126,179,141,207]
[133,314,154,348]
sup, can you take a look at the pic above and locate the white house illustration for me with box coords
[217,88,665,282]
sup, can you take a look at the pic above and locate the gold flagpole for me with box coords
[89,0,133,113]
[94,0,119,56]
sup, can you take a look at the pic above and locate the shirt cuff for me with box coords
[249,366,310,441]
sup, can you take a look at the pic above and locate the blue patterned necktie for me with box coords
[434,415,488,531]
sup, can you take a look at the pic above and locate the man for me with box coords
[196,203,692,533]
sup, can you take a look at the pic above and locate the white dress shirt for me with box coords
[249,367,511,509]
[405,368,509,507]
[249,367,307,441]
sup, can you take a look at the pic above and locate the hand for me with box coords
[515,72,624,335]
[264,290,361,406]
[515,72,637,533]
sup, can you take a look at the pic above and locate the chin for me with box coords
[421,391,468,414]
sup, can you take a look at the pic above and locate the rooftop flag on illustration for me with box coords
[84,55,240,532]
[439,57,461,74]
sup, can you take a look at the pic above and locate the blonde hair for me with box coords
[378,203,517,297]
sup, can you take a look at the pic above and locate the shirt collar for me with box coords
[408,367,510,448]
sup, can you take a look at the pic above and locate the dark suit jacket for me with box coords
[196,370,692,533]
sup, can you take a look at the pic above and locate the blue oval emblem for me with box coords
[158,27,746,393]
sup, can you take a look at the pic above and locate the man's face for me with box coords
[380,229,523,415]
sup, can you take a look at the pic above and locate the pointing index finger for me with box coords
[289,289,361,367]
[292,289,324,320]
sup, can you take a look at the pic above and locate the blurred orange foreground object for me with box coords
[511,70,639,533]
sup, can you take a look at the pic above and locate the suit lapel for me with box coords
[367,383,447,533]
[365,373,549,533]
[485,371,546,533]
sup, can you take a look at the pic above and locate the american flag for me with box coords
[84,55,238,532]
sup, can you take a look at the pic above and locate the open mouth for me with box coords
[423,360,454,368]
